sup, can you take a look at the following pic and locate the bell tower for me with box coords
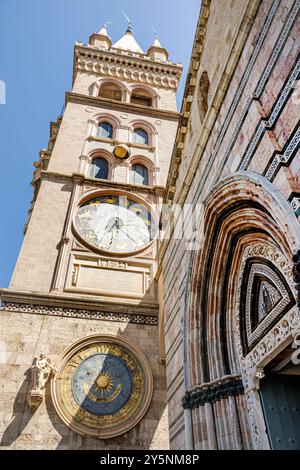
[0,20,182,450]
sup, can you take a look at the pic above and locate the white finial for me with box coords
[147,28,168,60]
[151,26,163,48]
[98,21,111,36]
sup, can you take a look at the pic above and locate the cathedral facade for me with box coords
[159,0,300,450]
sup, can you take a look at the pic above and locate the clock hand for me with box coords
[120,227,140,244]
[97,219,117,246]
[107,229,115,249]
[97,229,109,245]
[105,221,119,249]
[107,219,117,232]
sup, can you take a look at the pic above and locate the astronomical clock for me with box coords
[51,335,153,438]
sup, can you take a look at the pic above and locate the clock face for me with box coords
[74,195,156,254]
[51,335,153,439]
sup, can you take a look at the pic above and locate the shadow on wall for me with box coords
[1,368,33,447]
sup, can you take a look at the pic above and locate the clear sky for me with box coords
[0,0,200,288]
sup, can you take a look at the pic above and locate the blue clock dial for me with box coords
[72,353,133,416]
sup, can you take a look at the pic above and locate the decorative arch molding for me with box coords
[128,155,155,186]
[89,77,130,102]
[240,256,295,354]
[129,119,158,134]
[128,119,158,148]
[128,155,154,168]
[85,149,115,180]
[128,84,160,107]
[91,112,122,128]
[183,171,299,449]
[87,113,122,141]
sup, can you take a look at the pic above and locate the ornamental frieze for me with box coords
[75,58,180,90]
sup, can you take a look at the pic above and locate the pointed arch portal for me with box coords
[182,172,300,449]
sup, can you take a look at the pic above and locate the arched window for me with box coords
[89,157,109,180]
[133,128,149,145]
[97,121,113,139]
[99,83,122,101]
[131,163,149,186]
[131,89,152,107]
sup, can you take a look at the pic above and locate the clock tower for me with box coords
[0,22,182,449]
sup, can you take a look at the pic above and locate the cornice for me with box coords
[73,43,183,91]
[87,135,155,153]
[38,170,165,197]
[65,92,181,121]
[0,289,159,325]
[164,0,211,205]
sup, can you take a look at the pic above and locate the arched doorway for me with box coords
[184,172,300,449]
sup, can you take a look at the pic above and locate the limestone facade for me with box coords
[159,0,300,449]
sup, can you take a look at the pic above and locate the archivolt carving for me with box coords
[185,173,300,449]
[235,241,296,358]
[233,240,297,449]
[240,253,295,352]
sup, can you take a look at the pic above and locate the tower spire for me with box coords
[98,21,111,36]
[113,11,144,53]
[147,29,169,62]
[89,21,112,50]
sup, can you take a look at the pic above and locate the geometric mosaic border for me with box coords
[0,302,158,326]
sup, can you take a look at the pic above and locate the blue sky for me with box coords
[0,0,200,288]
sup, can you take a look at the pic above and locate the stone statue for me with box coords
[30,353,56,392]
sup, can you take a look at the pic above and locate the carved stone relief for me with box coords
[234,241,297,449]
[27,353,56,411]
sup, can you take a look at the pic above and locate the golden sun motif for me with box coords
[104,197,117,204]
[95,372,113,393]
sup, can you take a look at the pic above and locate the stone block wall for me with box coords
[0,309,168,450]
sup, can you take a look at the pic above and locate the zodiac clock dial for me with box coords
[74,195,156,254]
[51,335,153,439]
